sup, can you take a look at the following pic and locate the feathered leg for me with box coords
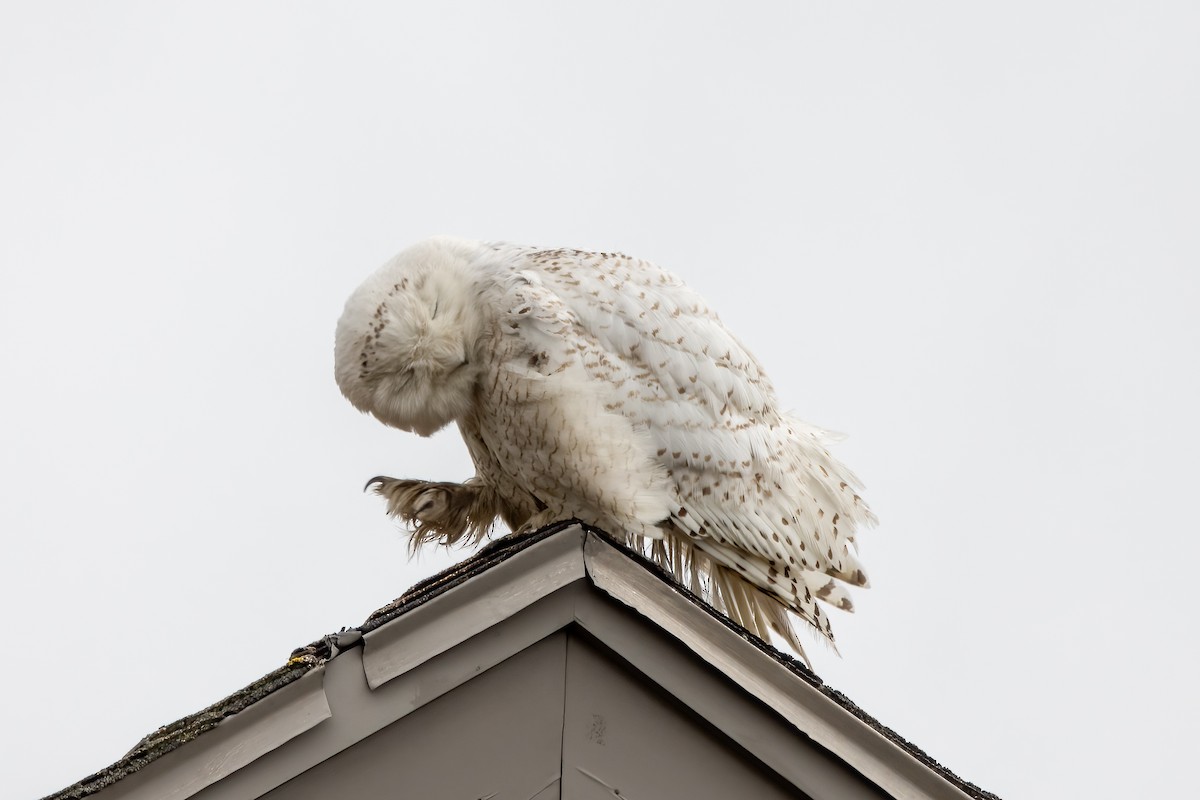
[365,477,502,551]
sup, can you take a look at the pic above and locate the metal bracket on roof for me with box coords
[325,628,365,658]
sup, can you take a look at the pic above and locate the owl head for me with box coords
[335,237,487,436]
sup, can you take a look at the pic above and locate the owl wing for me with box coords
[468,250,676,537]
[479,244,874,646]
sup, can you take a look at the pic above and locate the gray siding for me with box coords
[562,633,805,799]
[91,530,977,800]
[253,630,834,800]
[260,634,567,800]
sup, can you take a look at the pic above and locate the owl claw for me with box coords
[363,477,450,523]
[363,477,497,549]
[364,475,393,492]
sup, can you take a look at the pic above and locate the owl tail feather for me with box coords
[636,529,829,667]
[709,563,812,666]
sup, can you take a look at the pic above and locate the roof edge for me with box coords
[41,522,999,800]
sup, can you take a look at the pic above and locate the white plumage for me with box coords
[335,237,875,661]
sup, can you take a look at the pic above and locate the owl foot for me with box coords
[513,508,578,535]
[365,476,495,549]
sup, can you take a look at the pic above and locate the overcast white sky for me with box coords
[2,3,1198,798]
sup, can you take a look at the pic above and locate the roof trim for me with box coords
[582,532,970,800]
[361,526,586,689]
[98,669,329,800]
[44,659,329,800]
[43,523,997,800]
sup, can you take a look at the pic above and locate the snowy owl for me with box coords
[334,237,875,660]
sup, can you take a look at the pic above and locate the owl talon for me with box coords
[366,477,497,548]
[515,508,567,534]
[411,487,448,521]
